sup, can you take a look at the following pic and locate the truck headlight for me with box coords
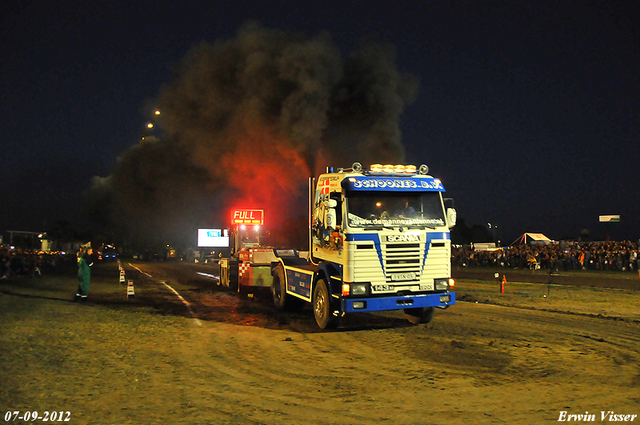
[435,278,451,291]
[350,283,369,296]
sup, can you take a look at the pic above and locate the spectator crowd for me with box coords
[4,241,640,279]
[452,240,640,272]
[0,246,78,279]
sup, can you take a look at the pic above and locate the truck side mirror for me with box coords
[447,208,457,228]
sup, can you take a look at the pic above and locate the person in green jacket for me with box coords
[74,248,92,301]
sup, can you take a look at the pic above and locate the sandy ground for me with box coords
[1,261,639,425]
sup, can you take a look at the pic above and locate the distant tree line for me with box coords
[450,218,493,245]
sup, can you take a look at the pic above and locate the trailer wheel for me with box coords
[404,307,434,325]
[313,278,339,329]
[272,265,288,310]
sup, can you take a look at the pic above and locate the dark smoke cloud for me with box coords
[87,22,418,247]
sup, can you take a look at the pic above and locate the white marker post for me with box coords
[127,280,135,298]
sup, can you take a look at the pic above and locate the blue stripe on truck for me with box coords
[341,292,455,313]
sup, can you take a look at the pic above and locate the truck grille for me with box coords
[349,237,450,284]
[384,243,421,277]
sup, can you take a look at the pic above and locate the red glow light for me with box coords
[210,122,311,245]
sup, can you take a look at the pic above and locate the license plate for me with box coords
[390,272,416,281]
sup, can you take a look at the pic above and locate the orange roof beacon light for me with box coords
[370,163,383,173]
[405,164,417,174]
[382,164,395,173]
[393,164,406,173]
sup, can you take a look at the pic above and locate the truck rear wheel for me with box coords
[313,278,339,329]
[404,307,434,325]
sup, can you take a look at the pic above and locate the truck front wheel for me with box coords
[313,278,339,329]
[404,307,435,324]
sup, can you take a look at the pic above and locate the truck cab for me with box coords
[273,162,457,329]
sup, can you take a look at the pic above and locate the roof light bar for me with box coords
[368,163,420,174]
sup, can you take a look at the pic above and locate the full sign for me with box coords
[232,209,264,225]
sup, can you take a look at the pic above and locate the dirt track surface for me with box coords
[1,261,639,424]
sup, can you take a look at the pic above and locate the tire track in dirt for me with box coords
[180,323,461,424]
[171,325,395,424]
[447,303,640,394]
[456,302,640,354]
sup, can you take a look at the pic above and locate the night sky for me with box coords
[2,1,638,244]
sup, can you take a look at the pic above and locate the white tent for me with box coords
[511,233,553,246]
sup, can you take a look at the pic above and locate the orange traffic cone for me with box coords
[500,275,506,294]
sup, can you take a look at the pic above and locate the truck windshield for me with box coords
[346,192,446,229]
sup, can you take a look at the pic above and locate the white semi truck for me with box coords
[270,162,457,329]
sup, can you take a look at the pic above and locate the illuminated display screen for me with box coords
[232,209,264,225]
[197,229,230,247]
